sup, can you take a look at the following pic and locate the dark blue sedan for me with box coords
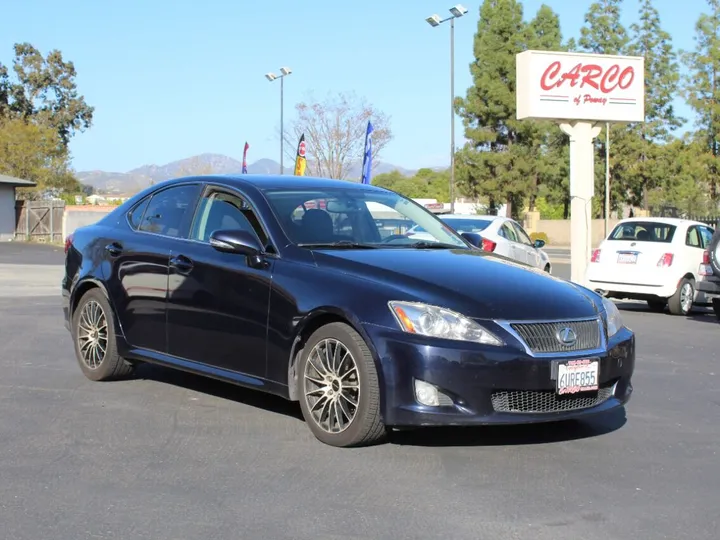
[62,174,635,447]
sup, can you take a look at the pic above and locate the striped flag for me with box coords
[361,120,373,184]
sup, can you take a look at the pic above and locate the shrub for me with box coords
[530,232,549,244]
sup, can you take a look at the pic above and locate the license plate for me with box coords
[556,359,599,395]
[617,252,637,264]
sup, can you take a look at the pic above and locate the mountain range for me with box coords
[76,153,424,194]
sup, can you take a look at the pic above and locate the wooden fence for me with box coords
[15,200,66,243]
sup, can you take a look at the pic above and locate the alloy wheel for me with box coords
[76,299,108,369]
[303,338,360,434]
[680,282,693,313]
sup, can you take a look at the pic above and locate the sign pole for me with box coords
[560,121,602,286]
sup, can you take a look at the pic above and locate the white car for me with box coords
[407,214,552,272]
[585,217,715,315]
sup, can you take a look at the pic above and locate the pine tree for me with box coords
[579,0,630,218]
[617,0,684,210]
[682,0,720,202]
[454,0,536,218]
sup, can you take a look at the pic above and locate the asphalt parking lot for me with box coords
[1,242,718,540]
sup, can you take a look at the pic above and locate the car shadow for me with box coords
[132,362,304,421]
[388,407,627,447]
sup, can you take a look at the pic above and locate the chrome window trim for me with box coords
[493,315,607,358]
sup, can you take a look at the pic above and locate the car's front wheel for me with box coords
[72,288,134,381]
[298,322,386,447]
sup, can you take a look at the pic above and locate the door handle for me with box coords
[169,255,194,273]
[105,242,123,257]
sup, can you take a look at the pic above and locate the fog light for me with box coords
[414,379,440,406]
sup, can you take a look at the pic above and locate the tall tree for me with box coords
[682,0,720,202]
[0,43,94,148]
[284,91,392,180]
[622,0,683,209]
[454,0,533,218]
[579,0,630,218]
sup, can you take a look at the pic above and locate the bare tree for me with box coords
[281,91,392,180]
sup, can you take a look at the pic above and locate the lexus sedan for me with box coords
[62,174,635,448]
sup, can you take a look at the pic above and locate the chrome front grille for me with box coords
[510,318,602,353]
[491,383,615,414]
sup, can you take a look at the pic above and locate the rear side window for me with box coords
[127,197,150,230]
[138,184,201,238]
[608,221,676,243]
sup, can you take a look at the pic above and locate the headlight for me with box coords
[602,296,623,337]
[388,301,503,345]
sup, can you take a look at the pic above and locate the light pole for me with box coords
[426,4,468,213]
[265,67,292,175]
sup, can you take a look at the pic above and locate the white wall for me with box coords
[0,185,16,241]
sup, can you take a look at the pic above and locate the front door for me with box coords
[166,186,273,379]
[104,182,202,353]
[512,221,540,268]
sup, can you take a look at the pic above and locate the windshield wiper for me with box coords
[401,241,461,249]
[297,241,379,249]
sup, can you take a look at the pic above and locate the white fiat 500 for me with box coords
[585,217,714,315]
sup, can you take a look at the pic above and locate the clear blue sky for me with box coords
[1,0,707,173]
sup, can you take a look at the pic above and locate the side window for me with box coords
[512,222,533,246]
[127,196,151,230]
[138,184,200,238]
[685,226,701,248]
[190,190,268,245]
[699,226,714,248]
[500,222,518,242]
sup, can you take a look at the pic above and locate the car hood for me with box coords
[311,248,601,321]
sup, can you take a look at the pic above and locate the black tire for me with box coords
[72,288,134,381]
[647,299,666,312]
[712,298,720,321]
[667,277,695,316]
[297,322,386,448]
[708,228,720,276]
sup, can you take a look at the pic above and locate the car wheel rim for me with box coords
[303,338,360,434]
[76,300,108,369]
[680,283,693,313]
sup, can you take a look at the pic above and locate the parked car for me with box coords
[696,225,720,319]
[62,175,635,447]
[407,214,552,272]
[585,217,715,315]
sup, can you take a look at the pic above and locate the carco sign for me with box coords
[516,50,645,123]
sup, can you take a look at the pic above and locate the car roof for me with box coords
[613,217,709,227]
[157,174,391,193]
[440,214,501,220]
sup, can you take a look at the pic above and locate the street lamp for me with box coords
[426,4,468,213]
[265,66,292,175]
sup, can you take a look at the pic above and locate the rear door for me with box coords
[593,220,678,286]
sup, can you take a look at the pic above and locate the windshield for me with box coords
[608,221,676,243]
[261,187,468,249]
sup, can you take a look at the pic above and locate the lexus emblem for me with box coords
[556,327,577,347]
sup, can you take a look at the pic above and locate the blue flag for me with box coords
[361,120,373,184]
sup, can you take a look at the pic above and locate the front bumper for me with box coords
[363,323,635,427]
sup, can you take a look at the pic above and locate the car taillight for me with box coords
[657,253,674,267]
[64,233,74,254]
[590,249,601,262]
[703,250,710,265]
[481,238,496,252]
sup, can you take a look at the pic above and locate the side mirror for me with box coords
[533,239,546,249]
[461,232,484,249]
[209,229,262,256]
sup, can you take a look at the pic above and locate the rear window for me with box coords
[441,218,493,232]
[608,221,676,243]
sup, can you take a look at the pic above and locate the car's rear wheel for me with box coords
[72,288,134,381]
[298,322,386,447]
[668,278,694,316]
